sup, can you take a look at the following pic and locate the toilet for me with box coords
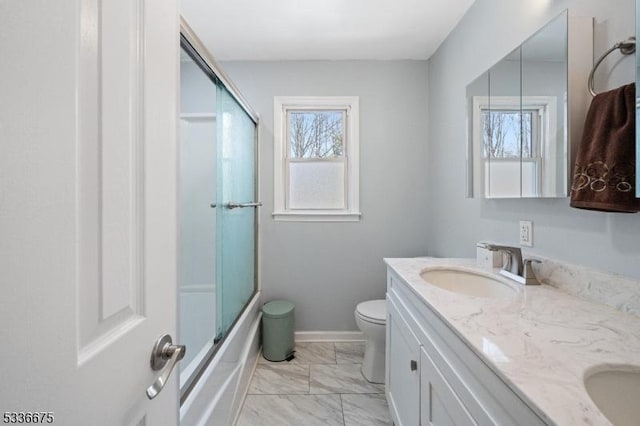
[355,299,387,383]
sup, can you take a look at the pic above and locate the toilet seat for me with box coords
[356,300,386,325]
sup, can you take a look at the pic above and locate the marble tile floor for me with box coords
[236,342,392,426]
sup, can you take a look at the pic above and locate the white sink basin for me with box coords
[584,366,640,426]
[419,267,517,299]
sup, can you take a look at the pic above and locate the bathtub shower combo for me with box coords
[178,20,261,425]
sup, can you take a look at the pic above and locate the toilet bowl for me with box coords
[355,299,386,383]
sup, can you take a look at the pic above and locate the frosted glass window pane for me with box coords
[485,160,520,197]
[521,161,537,197]
[289,161,345,209]
[484,160,539,197]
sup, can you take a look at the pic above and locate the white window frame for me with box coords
[273,96,360,222]
[471,95,557,198]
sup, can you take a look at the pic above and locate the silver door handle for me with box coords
[226,201,262,209]
[146,334,186,400]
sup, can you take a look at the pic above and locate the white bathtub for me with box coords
[179,284,217,385]
[180,291,262,426]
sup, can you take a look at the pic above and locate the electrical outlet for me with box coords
[519,221,533,247]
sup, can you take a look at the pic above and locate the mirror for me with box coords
[467,11,569,198]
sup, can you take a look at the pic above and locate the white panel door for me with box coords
[0,0,180,425]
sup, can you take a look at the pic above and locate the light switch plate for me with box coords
[519,221,533,247]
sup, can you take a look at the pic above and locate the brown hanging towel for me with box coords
[570,82,640,212]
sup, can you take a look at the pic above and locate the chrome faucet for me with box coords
[483,243,540,285]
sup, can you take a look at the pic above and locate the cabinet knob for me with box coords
[410,360,418,371]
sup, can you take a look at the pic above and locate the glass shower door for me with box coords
[178,34,258,402]
[215,84,258,339]
[178,42,218,391]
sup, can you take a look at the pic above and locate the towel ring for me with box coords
[588,37,636,97]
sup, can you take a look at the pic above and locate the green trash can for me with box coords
[262,300,295,361]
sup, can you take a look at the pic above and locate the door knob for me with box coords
[146,334,186,400]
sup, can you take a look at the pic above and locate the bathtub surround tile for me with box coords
[341,394,392,426]
[258,342,337,365]
[248,364,310,394]
[236,394,344,426]
[310,364,384,394]
[335,342,365,364]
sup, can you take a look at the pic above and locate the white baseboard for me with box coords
[294,331,365,342]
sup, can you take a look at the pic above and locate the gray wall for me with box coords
[221,61,430,331]
[427,0,640,279]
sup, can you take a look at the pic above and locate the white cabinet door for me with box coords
[1,0,180,424]
[420,347,476,426]
[387,299,421,426]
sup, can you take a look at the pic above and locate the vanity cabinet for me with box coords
[386,299,420,426]
[420,346,476,425]
[385,268,547,426]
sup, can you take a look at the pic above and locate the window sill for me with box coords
[272,211,362,222]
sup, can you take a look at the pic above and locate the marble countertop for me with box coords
[384,257,640,426]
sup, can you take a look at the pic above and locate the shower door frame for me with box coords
[179,17,261,404]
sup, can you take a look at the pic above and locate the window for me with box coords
[273,96,360,221]
[472,96,557,198]
[481,110,537,159]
